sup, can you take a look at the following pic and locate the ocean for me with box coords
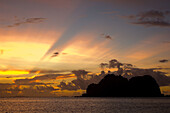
[0,97,170,113]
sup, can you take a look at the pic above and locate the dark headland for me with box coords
[82,74,164,97]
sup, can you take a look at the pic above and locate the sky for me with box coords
[0,0,170,97]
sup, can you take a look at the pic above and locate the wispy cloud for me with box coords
[159,59,169,63]
[51,52,59,57]
[101,34,113,40]
[124,10,170,27]
[132,21,170,27]
[7,17,46,27]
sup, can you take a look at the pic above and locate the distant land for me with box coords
[82,74,164,97]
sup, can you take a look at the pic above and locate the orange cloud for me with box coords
[55,74,76,80]
[160,86,170,95]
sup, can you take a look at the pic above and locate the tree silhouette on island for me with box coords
[82,74,163,97]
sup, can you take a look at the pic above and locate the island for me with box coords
[82,74,163,97]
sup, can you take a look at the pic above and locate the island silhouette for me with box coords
[82,74,163,97]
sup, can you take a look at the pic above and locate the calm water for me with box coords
[0,97,170,113]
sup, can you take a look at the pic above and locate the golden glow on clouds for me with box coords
[54,90,85,97]
[0,70,29,75]
[35,71,41,74]
[55,74,76,80]
[30,71,41,79]
[160,86,170,95]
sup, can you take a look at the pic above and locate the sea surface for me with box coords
[0,97,170,113]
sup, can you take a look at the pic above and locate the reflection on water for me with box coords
[0,97,170,113]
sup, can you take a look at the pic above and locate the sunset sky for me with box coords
[0,0,170,97]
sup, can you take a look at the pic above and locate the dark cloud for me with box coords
[51,52,59,57]
[58,70,106,90]
[106,59,170,86]
[25,18,46,23]
[159,59,169,63]
[125,10,170,27]
[123,68,170,86]
[100,63,108,70]
[58,61,139,91]
[58,59,170,90]
[54,52,59,55]
[101,34,112,40]
[109,59,124,69]
[132,20,170,27]
[58,81,79,91]
[72,70,89,79]
[105,35,112,39]
[137,10,165,19]
[7,17,46,27]
[51,52,68,58]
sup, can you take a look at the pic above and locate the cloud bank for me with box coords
[58,59,170,92]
